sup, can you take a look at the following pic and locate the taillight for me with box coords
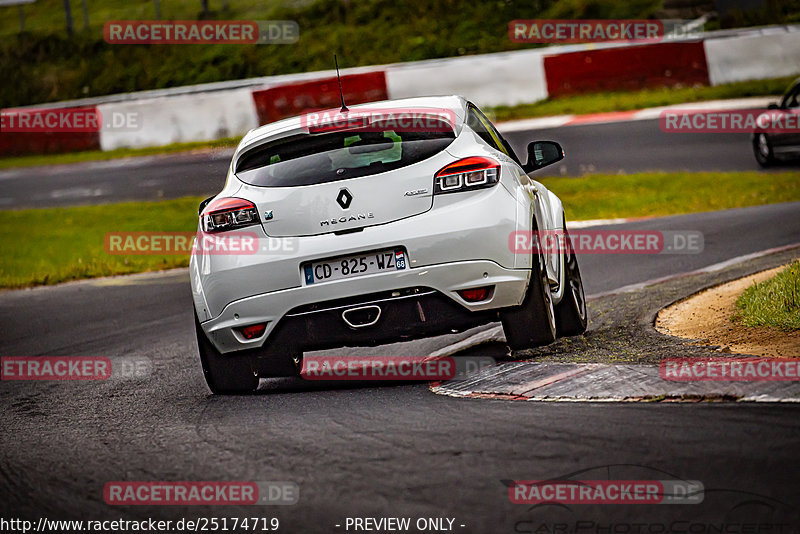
[201,197,260,233]
[237,323,267,340]
[434,156,500,195]
[458,286,494,303]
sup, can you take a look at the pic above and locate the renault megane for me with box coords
[191,95,587,393]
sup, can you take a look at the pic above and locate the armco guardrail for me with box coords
[2,24,799,156]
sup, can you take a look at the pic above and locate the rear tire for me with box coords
[501,240,557,350]
[554,222,588,337]
[753,133,776,167]
[195,313,259,394]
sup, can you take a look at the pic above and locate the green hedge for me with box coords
[0,0,660,107]
[3,0,799,107]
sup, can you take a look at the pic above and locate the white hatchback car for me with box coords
[191,96,587,393]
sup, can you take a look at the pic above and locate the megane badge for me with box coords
[337,188,353,209]
[404,188,428,197]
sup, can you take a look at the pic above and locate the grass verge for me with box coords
[0,137,240,170]
[541,170,800,220]
[734,261,800,330]
[1,170,799,289]
[0,197,203,289]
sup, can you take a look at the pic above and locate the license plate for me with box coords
[303,249,407,285]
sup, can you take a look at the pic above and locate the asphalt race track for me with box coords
[1,122,800,530]
[1,200,800,529]
[503,120,778,177]
[2,119,797,209]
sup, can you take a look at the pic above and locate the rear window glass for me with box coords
[235,120,456,187]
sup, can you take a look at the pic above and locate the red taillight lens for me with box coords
[237,323,267,340]
[434,157,500,194]
[458,286,494,303]
[201,197,260,233]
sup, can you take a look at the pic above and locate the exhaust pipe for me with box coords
[342,305,382,328]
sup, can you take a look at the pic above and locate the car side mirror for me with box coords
[523,141,564,173]
[768,103,780,110]
[198,195,215,216]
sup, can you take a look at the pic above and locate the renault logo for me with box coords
[336,188,353,209]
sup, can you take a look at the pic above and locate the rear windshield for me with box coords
[235,121,455,187]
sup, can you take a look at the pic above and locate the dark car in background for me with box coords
[753,77,800,166]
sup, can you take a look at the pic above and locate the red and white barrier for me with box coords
[0,106,101,157]
[543,41,709,96]
[385,49,548,107]
[495,96,776,133]
[252,72,387,125]
[3,25,799,156]
[98,88,259,151]
[704,30,800,85]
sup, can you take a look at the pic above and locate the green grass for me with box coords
[0,196,203,289]
[0,0,291,37]
[3,0,560,107]
[541,171,800,221]
[487,77,797,121]
[1,170,799,289]
[734,261,800,331]
[0,137,240,170]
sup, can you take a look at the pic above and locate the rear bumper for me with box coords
[265,286,498,353]
[198,259,530,354]
[191,182,527,322]
[191,180,535,354]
